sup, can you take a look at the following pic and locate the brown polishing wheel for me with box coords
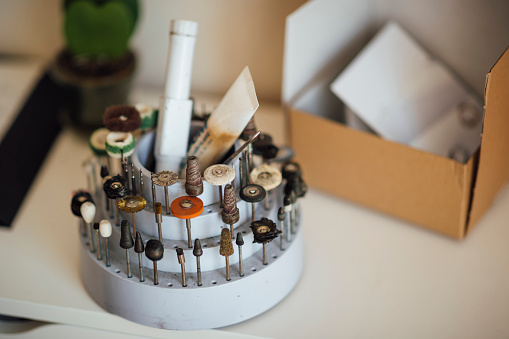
[103,105,142,132]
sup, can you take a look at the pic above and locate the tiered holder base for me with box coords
[80,131,305,330]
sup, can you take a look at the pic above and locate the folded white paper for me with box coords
[330,21,483,161]
[186,66,259,171]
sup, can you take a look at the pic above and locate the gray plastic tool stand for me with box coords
[80,131,305,330]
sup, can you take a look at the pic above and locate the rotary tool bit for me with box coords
[134,231,145,282]
[171,196,204,248]
[236,232,244,277]
[93,222,102,260]
[145,239,164,285]
[219,228,234,281]
[80,201,96,252]
[277,207,286,250]
[222,184,239,238]
[99,219,112,267]
[204,164,235,208]
[240,184,266,222]
[120,220,134,278]
[176,248,187,287]
[185,156,203,196]
[154,202,163,243]
[193,238,203,286]
[152,171,178,215]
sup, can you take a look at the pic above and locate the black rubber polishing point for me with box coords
[134,231,144,253]
[100,165,109,178]
[277,207,285,221]
[236,232,244,246]
[145,240,164,261]
[120,220,134,249]
[193,239,203,257]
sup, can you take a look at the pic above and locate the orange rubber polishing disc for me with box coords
[171,196,204,219]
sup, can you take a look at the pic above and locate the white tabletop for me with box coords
[1,87,509,339]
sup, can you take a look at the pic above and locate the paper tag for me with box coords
[187,66,259,171]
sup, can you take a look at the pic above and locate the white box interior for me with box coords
[330,21,483,160]
[283,0,509,125]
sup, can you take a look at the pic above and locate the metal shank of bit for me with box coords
[120,220,134,278]
[131,163,136,195]
[99,220,112,267]
[176,248,187,287]
[151,173,156,203]
[94,223,102,260]
[135,231,145,282]
[193,238,203,286]
[236,232,244,277]
[222,131,261,166]
[145,240,164,285]
[171,196,204,249]
[139,169,144,198]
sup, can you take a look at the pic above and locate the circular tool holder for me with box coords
[80,131,305,330]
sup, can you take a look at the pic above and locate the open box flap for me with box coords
[283,0,509,115]
[283,0,373,120]
[467,46,509,233]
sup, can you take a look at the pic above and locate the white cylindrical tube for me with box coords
[163,20,198,100]
[155,20,198,172]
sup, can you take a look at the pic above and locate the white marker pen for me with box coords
[155,20,198,172]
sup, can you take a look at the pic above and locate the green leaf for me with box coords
[63,0,139,35]
[64,0,134,59]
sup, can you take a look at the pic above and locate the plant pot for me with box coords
[50,50,136,129]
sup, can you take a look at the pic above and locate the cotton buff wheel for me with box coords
[250,164,282,191]
[204,164,235,207]
[204,164,236,185]
[250,164,282,209]
[135,103,157,130]
[105,132,136,158]
[89,128,109,157]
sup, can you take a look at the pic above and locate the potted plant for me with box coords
[51,0,139,128]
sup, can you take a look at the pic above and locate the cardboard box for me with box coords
[283,0,509,238]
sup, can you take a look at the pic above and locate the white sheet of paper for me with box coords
[410,97,483,162]
[186,66,259,171]
[330,21,482,160]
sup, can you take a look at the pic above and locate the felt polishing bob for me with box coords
[72,19,306,331]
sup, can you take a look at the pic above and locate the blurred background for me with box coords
[0,0,307,102]
[2,0,509,102]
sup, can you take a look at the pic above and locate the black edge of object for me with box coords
[0,71,63,227]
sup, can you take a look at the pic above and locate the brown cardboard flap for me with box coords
[467,48,509,232]
[290,109,473,238]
